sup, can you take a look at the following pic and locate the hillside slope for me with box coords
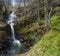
[27,12,60,56]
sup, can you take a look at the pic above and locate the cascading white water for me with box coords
[6,11,21,56]
[2,0,22,56]
[8,12,16,39]
[0,0,22,56]
[7,11,21,46]
[6,0,21,55]
[10,23,15,39]
[6,0,21,46]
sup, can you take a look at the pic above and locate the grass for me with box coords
[51,12,60,28]
[28,30,60,56]
[27,12,60,56]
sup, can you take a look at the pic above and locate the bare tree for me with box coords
[44,0,51,27]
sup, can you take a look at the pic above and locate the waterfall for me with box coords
[0,0,22,55]
[8,12,16,39]
[7,12,21,46]
[10,23,15,39]
[5,11,21,56]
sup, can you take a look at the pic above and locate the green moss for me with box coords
[29,30,60,56]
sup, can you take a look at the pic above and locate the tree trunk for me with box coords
[23,0,26,16]
[37,0,40,25]
[44,0,51,27]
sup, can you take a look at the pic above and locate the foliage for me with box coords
[51,12,60,28]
